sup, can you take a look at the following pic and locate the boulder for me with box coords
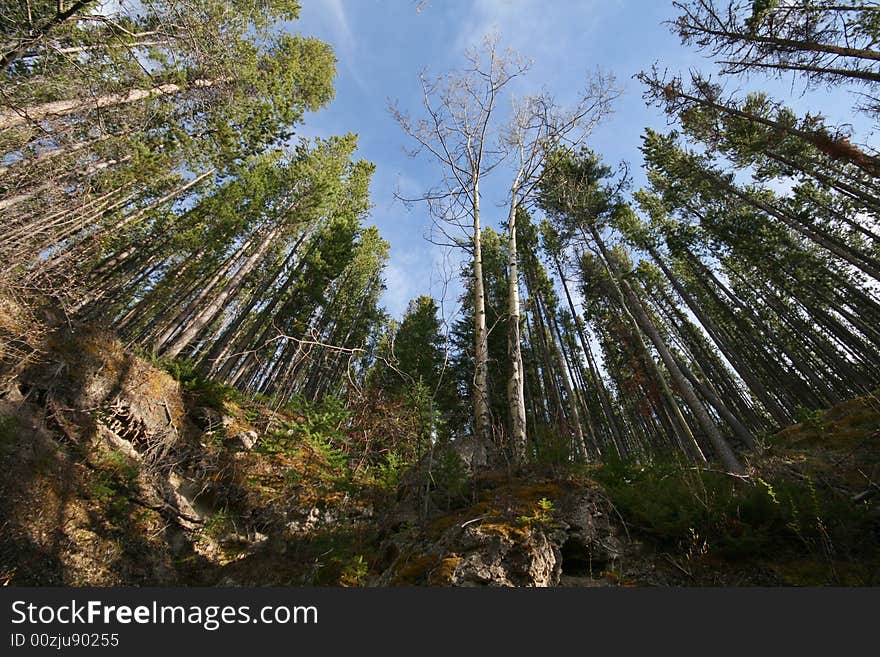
[446,524,565,586]
[378,478,633,587]
[231,429,259,450]
[450,436,491,472]
[555,491,627,571]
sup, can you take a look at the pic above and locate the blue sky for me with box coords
[286,0,873,320]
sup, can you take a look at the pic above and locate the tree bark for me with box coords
[161,228,278,358]
[692,25,880,62]
[586,226,707,463]
[648,246,791,425]
[0,0,98,71]
[472,180,492,444]
[621,279,744,473]
[0,78,228,130]
[506,200,528,462]
[551,251,625,452]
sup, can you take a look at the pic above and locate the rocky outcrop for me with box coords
[285,495,374,534]
[441,523,564,586]
[449,436,494,472]
[377,479,633,587]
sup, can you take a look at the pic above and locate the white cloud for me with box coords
[305,0,374,95]
[383,255,417,317]
[455,0,612,60]
[324,0,355,46]
[382,237,467,320]
[456,0,539,52]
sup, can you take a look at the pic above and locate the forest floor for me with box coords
[1,299,878,586]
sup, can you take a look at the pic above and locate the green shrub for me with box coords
[203,510,235,540]
[259,396,353,492]
[517,497,558,528]
[430,447,469,509]
[795,406,828,433]
[284,468,303,488]
[155,357,241,410]
[307,433,350,479]
[262,396,349,457]
[594,457,875,563]
[530,426,573,466]
[339,555,369,587]
[87,450,140,519]
[287,395,349,433]
[372,452,404,492]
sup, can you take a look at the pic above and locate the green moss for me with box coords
[425,501,495,537]
[392,554,438,585]
[508,482,565,502]
[425,514,459,536]
[428,556,462,585]
[479,521,530,540]
[284,468,303,488]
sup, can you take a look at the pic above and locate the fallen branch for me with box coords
[460,514,490,529]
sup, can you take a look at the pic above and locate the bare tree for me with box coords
[390,35,526,446]
[500,80,618,462]
[392,35,617,461]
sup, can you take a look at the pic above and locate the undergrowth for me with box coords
[593,456,879,582]
[257,395,407,500]
[143,353,243,411]
[88,450,140,520]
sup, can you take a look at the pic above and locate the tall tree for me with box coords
[1,1,335,289]
[499,83,617,462]
[672,1,880,95]
[391,35,528,447]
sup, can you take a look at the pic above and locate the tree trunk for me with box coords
[0,78,228,130]
[506,199,528,462]
[472,182,492,444]
[551,252,625,452]
[152,234,256,352]
[649,246,791,426]
[0,0,98,71]
[161,228,277,358]
[695,25,880,62]
[586,225,707,463]
[621,279,744,473]
[547,309,589,460]
[720,177,880,280]
[665,82,880,177]
[720,59,880,84]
